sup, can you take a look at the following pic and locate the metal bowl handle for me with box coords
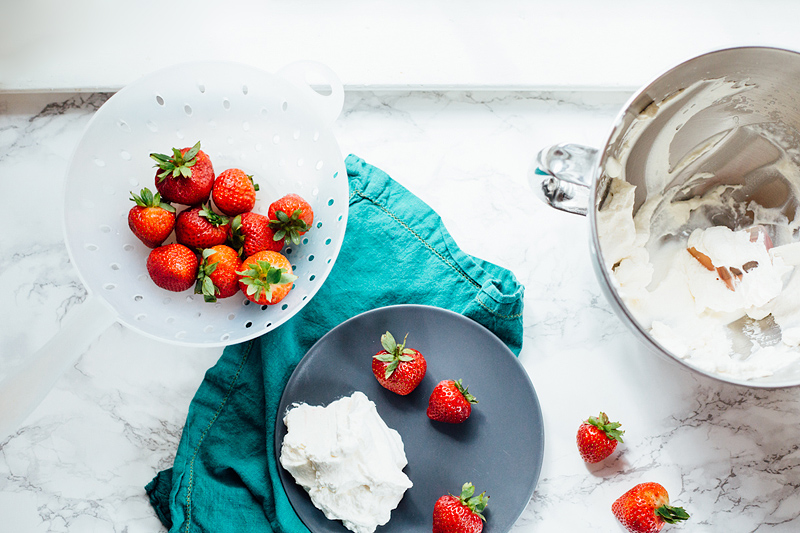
[530,143,598,216]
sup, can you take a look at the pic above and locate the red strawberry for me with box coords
[146,243,199,292]
[212,168,259,216]
[427,379,477,424]
[196,245,242,302]
[127,187,176,248]
[237,250,297,305]
[432,482,488,533]
[371,331,427,395]
[268,193,314,245]
[612,482,689,533]
[175,204,230,249]
[229,212,283,258]
[576,412,624,463]
[151,141,215,205]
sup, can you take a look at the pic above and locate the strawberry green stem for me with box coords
[655,504,690,524]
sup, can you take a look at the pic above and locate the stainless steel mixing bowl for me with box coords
[532,46,800,388]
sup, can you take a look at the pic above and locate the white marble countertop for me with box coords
[3,84,800,532]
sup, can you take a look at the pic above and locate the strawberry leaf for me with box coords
[183,141,201,162]
[199,204,229,227]
[655,504,690,523]
[384,360,400,379]
[381,331,398,353]
[454,379,478,404]
[587,412,624,443]
[457,483,489,520]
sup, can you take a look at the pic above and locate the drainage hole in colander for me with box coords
[338,214,343,222]
[316,222,322,229]
[129,178,139,187]
[308,255,314,262]
[223,98,231,110]
[242,121,250,131]
[204,325,213,333]
[94,158,105,167]
[291,265,297,271]
[186,295,194,302]
[260,107,268,116]
[117,119,131,132]
[255,143,263,152]
[120,150,131,161]
[327,258,332,264]
[265,322,272,329]
[166,317,175,323]
[333,171,339,179]
[242,84,249,95]
[309,274,316,281]
[100,225,111,233]
[315,160,324,170]
[227,313,235,320]
[198,83,206,93]
[195,312,202,318]
[146,120,158,132]
[163,297,171,304]
[297,158,304,167]
[293,129,300,140]
[328,198,334,206]
[104,283,116,290]
[86,244,99,251]
[312,187,319,197]
[281,304,288,310]
[325,238,331,245]
[285,247,292,255]
[175,331,187,339]
[155,94,165,106]
[281,101,288,111]
[261,305,268,310]
[313,131,320,141]
[245,321,252,329]
[273,134,280,145]
[134,295,143,302]
[176,129,185,140]
[110,262,120,270]
[136,314,146,321]
[138,274,148,282]
[221,333,230,341]
[302,238,309,245]
[243,299,250,306]
[184,104,192,116]
[302,295,307,301]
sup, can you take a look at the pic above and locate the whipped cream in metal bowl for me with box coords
[597,77,800,381]
[279,391,412,533]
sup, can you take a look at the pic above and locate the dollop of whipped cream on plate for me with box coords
[280,391,412,533]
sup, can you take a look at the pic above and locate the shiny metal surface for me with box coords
[536,47,800,388]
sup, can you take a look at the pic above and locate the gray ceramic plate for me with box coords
[275,304,544,532]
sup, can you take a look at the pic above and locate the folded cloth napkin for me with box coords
[146,154,525,532]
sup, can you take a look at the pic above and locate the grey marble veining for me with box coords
[1,90,799,532]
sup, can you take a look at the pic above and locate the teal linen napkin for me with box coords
[146,154,525,532]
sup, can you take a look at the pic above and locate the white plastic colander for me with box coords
[0,61,348,441]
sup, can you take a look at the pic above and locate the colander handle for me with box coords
[0,295,115,443]
[530,143,598,216]
[277,60,345,126]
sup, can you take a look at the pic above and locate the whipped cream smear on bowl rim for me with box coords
[280,391,412,533]
[598,78,800,381]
